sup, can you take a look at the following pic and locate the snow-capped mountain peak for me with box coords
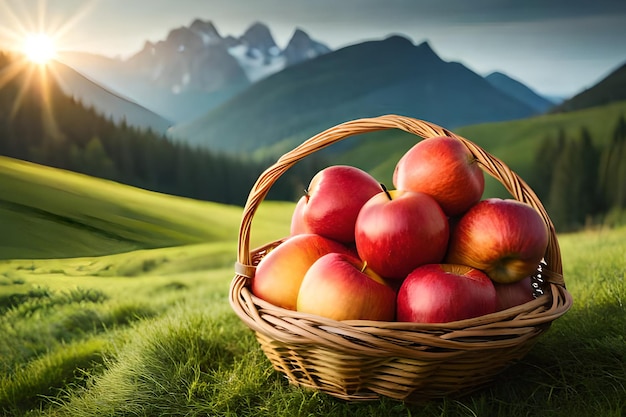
[124,20,331,94]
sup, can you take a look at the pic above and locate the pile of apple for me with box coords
[251,136,549,323]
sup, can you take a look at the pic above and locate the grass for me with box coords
[1,149,625,416]
[0,225,624,417]
[0,156,294,260]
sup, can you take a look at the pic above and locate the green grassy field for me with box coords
[1,152,625,416]
[0,156,293,259]
[1,227,624,417]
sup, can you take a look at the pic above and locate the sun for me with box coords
[0,0,96,137]
[22,33,57,65]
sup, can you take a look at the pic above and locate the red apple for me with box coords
[290,165,382,243]
[289,196,308,236]
[397,264,497,323]
[445,198,549,284]
[251,234,352,310]
[393,136,484,216]
[354,187,449,280]
[494,276,534,311]
[297,252,396,321]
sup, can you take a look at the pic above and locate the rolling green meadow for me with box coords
[1,136,625,416]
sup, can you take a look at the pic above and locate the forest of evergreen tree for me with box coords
[528,115,626,231]
[0,52,326,206]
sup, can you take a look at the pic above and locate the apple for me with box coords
[445,198,549,284]
[251,233,352,310]
[297,252,396,321]
[494,276,534,311]
[397,264,497,323]
[393,136,485,216]
[354,187,449,280]
[289,196,308,236]
[290,165,382,243]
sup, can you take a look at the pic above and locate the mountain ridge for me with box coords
[60,20,331,123]
[50,60,172,134]
[551,61,626,113]
[485,71,555,113]
[168,35,539,157]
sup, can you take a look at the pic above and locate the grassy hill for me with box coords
[332,100,626,199]
[0,156,293,259]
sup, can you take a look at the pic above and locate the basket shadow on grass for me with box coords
[463,301,626,416]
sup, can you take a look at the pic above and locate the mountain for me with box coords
[59,20,331,123]
[282,28,332,66]
[59,51,246,124]
[485,71,555,113]
[126,24,249,94]
[168,36,539,157]
[225,21,287,83]
[551,61,626,113]
[50,60,172,134]
[125,19,331,92]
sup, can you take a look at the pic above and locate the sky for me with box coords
[1,0,625,98]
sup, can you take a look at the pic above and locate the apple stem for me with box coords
[361,261,368,273]
[380,183,392,200]
[304,188,310,201]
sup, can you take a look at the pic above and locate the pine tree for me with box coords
[83,136,117,179]
[579,127,599,221]
[610,116,626,209]
[530,130,565,201]
[598,115,626,211]
[547,134,590,231]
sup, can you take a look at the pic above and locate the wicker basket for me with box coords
[229,114,573,403]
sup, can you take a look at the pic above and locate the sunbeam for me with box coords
[0,0,95,139]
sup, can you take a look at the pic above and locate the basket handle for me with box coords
[236,115,564,286]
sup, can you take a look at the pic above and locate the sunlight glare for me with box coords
[23,33,57,64]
